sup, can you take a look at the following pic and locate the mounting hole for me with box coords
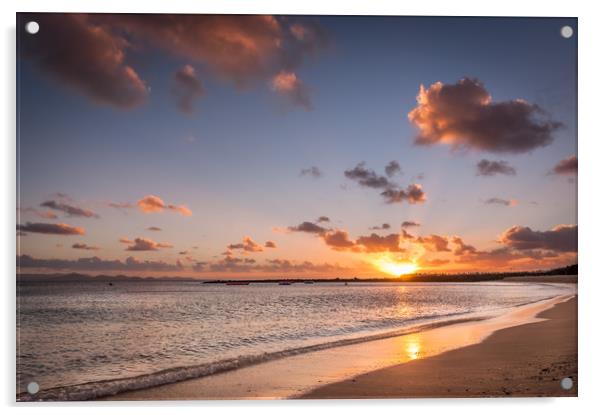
[560,26,573,39]
[27,381,40,395]
[25,21,40,35]
[560,377,573,390]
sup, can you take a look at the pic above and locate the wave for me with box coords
[17,296,558,401]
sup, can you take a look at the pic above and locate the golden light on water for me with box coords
[373,256,419,276]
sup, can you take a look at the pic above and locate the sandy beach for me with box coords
[105,290,576,401]
[304,295,577,398]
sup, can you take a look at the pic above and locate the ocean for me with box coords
[16,280,574,400]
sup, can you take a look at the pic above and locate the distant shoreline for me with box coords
[17,264,577,284]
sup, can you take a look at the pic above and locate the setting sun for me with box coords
[373,257,419,276]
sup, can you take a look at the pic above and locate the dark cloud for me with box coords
[499,225,577,252]
[416,234,450,252]
[408,78,561,153]
[101,14,328,89]
[316,216,330,223]
[20,14,329,110]
[369,223,391,230]
[72,243,100,251]
[271,71,312,110]
[17,222,85,235]
[300,166,323,178]
[344,163,390,189]
[19,14,148,109]
[124,237,173,251]
[450,236,477,256]
[172,64,204,114]
[401,221,421,228]
[384,161,402,177]
[322,230,356,250]
[18,254,183,272]
[147,226,162,231]
[552,155,578,175]
[476,159,517,176]
[265,240,277,248]
[344,162,426,205]
[380,184,426,204]
[355,233,404,253]
[288,221,328,235]
[40,200,99,218]
[483,197,518,207]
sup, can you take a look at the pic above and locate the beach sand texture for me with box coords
[304,296,577,398]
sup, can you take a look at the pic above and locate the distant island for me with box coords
[17,264,577,284]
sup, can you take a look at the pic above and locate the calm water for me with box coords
[16,280,573,397]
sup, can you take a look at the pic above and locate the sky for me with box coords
[16,14,577,278]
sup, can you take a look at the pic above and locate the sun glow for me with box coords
[373,256,419,277]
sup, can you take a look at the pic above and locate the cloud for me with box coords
[19,14,148,109]
[322,230,356,250]
[450,236,477,256]
[380,184,426,205]
[552,155,578,175]
[344,162,390,189]
[271,71,312,110]
[40,200,99,218]
[300,166,323,178]
[499,224,577,252]
[147,226,162,231]
[483,197,518,207]
[288,221,329,235]
[416,234,450,252]
[21,14,329,110]
[408,78,562,153]
[369,223,391,230]
[16,222,85,235]
[385,161,402,177]
[137,195,192,216]
[227,236,264,253]
[172,64,204,114]
[119,237,133,244]
[476,159,517,176]
[18,254,183,272]
[316,216,330,223]
[72,243,100,251]
[265,240,277,248]
[18,207,58,219]
[123,237,173,251]
[401,221,421,228]
[102,15,328,88]
[355,233,404,253]
[344,162,427,205]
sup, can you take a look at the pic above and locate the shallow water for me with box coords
[16,280,573,397]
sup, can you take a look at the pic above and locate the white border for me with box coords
[2,1,601,414]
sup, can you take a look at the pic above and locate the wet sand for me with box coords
[106,293,576,400]
[304,296,577,398]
